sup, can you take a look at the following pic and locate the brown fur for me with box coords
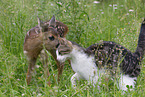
[23,16,68,85]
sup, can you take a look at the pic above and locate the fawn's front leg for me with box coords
[40,49,51,85]
[26,57,37,85]
[49,49,64,82]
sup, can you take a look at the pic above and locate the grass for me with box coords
[0,0,145,96]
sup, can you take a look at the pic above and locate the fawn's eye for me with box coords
[49,36,55,41]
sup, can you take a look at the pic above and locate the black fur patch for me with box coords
[86,41,141,77]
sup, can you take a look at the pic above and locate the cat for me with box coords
[56,19,145,91]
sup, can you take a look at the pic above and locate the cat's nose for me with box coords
[56,43,60,48]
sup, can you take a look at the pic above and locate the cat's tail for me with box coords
[135,18,145,59]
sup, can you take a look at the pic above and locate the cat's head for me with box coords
[56,38,73,63]
[57,38,73,55]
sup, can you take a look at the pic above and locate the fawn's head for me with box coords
[24,15,60,52]
[37,15,60,50]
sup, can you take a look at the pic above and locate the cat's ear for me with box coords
[37,16,44,31]
[49,15,56,27]
[142,18,145,24]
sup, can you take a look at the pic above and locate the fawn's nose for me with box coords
[56,43,60,48]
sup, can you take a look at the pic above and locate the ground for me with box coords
[0,0,145,96]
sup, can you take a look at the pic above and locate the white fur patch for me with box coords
[56,50,70,63]
[70,49,98,81]
[23,50,28,54]
[119,74,137,91]
[27,31,30,36]
[56,48,99,85]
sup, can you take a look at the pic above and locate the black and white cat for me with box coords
[56,19,145,91]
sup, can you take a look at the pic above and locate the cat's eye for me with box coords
[49,36,55,41]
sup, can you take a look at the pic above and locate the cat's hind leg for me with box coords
[119,74,137,91]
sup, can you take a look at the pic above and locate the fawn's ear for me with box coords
[55,21,69,37]
[37,16,44,31]
[49,15,56,27]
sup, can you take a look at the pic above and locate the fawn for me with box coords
[23,15,68,85]
[56,19,145,91]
